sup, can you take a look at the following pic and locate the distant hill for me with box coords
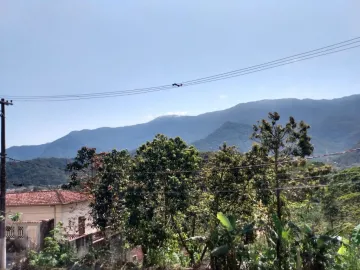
[7,158,68,187]
[7,95,360,159]
[7,140,360,189]
[334,141,360,168]
[7,144,49,161]
[193,122,253,152]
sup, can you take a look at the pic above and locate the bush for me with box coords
[27,223,76,269]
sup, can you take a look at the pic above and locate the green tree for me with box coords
[127,134,201,266]
[90,149,133,230]
[251,112,314,269]
[203,144,247,216]
[198,144,258,265]
[64,146,97,189]
[322,167,360,232]
[64,146,108,193]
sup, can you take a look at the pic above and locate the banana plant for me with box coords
[335,224,360,270]
[208,212,255,269]
[281,219,342,270]
[210,212,236,257]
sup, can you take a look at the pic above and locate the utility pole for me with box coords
[0,98,13,270]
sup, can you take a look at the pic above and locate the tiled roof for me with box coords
[6,190,89,206]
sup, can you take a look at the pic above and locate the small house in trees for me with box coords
[5,190,96,249]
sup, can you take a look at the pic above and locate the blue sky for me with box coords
[1,0,359,147]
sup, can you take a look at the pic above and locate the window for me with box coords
[6,226,15,239]
[78,216,86,235]
[18,226,24,238]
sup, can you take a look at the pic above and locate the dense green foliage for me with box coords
[7,95,360,159]
[251,112,314,269]
[10,109,360,269]
[322,167,360,233]
[28,223,75,269]
[334,141,360,168]
[7,158,68,187]
[55,111,360,269]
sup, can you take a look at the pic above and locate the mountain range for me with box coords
[8,95,360,160]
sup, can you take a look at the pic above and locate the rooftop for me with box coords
[6,190,89,206]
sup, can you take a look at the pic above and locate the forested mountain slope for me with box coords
[7,95,360,159]
[7,158,68,187]
[192,122,253,152]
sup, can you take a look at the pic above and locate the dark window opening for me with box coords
[78,216,86,235]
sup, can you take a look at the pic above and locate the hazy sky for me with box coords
[1,1,359,147]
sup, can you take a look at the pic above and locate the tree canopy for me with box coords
[33,111,360,269]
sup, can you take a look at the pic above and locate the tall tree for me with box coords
[202,143,257,225]
[251,112,314,269]
[90,149,133,230]
[64,147,106,191]
[128,134,201,266]
[65,147,96,189]
[200,144,260,267]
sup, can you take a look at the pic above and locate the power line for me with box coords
[1,175,359,219]
[181,39,360,85]
[10,42,360,102]
[7,36,360,100]
[92,147,360,175]
[6,147,360,175]
[92,171,360,195]
[181,44,360,87]
[5,170,360,196]
[4,37,360,102]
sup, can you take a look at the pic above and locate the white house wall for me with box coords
[7,205,57,223]
[7,201,96,236]
[56,202,97,236]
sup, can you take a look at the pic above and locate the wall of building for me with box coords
[58,201,96,236]
[7,201,96,237]
[7,205,56,223]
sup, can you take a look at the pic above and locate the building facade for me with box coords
[6,190,96,241]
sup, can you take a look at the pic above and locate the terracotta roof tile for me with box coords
[6,190,88,206]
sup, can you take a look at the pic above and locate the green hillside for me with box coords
[192,122,253,151]
[334,141,360,168]
[7,158,68,187]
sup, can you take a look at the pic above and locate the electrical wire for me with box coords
[181,40,360,85]
[7,37,360,99]
[6,147,360,175]
[5,147,360,191]
[182,44,360,88]
[125,177,360,195]
[4,37,360,102]
[4,170,360,196]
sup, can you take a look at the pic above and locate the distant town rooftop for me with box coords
[6,190,88,206]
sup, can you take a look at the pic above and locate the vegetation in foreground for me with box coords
[18,112,360,269]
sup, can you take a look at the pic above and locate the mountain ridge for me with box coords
[192,122,253,152]
[8,94,360,159]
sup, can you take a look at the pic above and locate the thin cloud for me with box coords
[145,111,188,121]
[219,95,228,99]
[164,111,188,116]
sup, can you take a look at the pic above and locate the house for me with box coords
[6,190,143,262]
[6,190,97,244]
